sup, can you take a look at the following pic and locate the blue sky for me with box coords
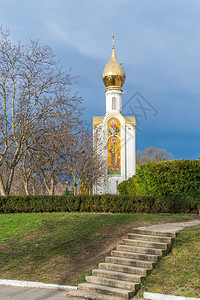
[0,0,200,159]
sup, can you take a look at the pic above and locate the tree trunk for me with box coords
[41,171,51,195]
[32,184,35,195]
[21,172,30,195]
[80,182,82,195]
[50,176,55,196]
[89,187,92,195]
[23,179,30,195]
[5,167,15,195]
[83,186,86,195]
[74,184,77,195]
[0,174,6,196]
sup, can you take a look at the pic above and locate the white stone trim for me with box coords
[144,292,200,300]
[0,279,77,290]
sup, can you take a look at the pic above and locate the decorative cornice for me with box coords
[93,116,104,130]
[105,89,122,96]
[93,115,136,130]
[125,116,136,130]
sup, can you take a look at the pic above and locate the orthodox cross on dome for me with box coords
[112,32,115,49]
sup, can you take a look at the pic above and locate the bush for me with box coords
[0,194,199,214]
[63,188,74,195]
[118,160,200,199]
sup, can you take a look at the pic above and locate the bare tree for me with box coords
[18,146,41,195]
[36,133,62,196]
[136,146,173,167]
[61,125,91,195]
[0,27,82,195]
[58,124,107,195]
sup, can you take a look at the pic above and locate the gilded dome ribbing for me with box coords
[102,34,126,91]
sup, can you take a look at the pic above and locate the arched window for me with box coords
[112,97,116,109]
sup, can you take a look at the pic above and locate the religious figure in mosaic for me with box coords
[108,118,120,136]
[108,137,121,174]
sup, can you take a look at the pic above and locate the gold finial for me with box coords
[102,32,126,91]
[112,32,114,49]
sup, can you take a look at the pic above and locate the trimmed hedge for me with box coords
[118,159,200,198]
[0,194,199,214]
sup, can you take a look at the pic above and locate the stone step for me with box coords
[132,228,176,238]
[74,226,176,299]
[111,250,159,262]
[122,239,168,250]
[68,288,127,300]
[117,244,164,256]
[99,263,148,276]
[86,275,140,291]
[105,256,154,269]
[78,282,135,299]
[92,268,143,283]
[127,233,172,244]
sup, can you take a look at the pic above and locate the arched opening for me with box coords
[112,97,116,109]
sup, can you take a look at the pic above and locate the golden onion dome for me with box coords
[102,33,126,91]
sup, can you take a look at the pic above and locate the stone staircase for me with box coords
[68,228,176,300]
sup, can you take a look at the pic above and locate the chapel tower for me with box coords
[93,34,136,194]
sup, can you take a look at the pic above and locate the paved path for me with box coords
[1,219,200,300]
[137,219,200,234]
[0,285,84,300]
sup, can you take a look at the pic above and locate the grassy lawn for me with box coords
[137,225,200,298]
[0,212,198,286]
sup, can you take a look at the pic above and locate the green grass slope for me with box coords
[0,212,197,286]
